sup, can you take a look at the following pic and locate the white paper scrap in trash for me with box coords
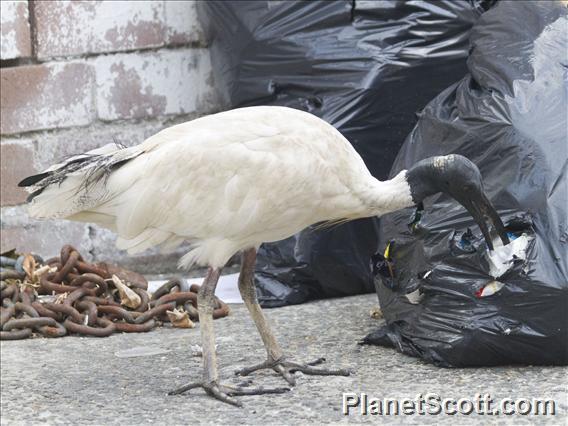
[486,233,531,278]
[148,273,242,303]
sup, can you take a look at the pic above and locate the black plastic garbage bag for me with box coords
[198,0,493,307]
[364,1,568,366]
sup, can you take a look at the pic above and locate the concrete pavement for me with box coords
[1,294,566,424]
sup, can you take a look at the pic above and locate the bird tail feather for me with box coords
[19,143,141,220]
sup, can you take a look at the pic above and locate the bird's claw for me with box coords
[168,380,290,407]
[235,356,352,386]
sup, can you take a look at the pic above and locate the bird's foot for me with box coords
[235,356,352,386]
[168,380,290,407]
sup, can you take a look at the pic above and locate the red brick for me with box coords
[0,141,37,206]
[165,1,204,45]
[33,119,167,170]
[0,62,95,135]
[34,1,166,59]
[0,1,32,60]
[94,49,219,121]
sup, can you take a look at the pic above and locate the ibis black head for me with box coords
[407,154,509,250]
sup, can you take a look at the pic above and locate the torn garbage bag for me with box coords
[364,1,568,366]
[198,0,494,307]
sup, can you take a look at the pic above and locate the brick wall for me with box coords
[0,1,224,273]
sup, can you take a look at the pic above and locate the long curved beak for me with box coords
[407,154,510,250]
[461,192,509,251]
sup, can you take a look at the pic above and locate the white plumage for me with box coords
[27,106,413,269]
[22,105,509,405]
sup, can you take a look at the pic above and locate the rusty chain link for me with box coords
[0,245,230,340]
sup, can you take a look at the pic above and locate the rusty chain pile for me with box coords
[0,245,229,340]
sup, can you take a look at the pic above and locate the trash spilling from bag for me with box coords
[198,0,495,307]
[363,1,568,366]
[485,233,531,279]
[0,246,229,340]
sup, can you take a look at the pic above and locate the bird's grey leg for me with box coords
[168,266,289,407]
[235,248,352,386]
[238,248,284,361]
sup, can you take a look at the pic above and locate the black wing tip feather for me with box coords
[18,172,51,187]
[26,188,45,202]
[18,148,138,202]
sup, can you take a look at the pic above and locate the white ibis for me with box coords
[20,106,509,406]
